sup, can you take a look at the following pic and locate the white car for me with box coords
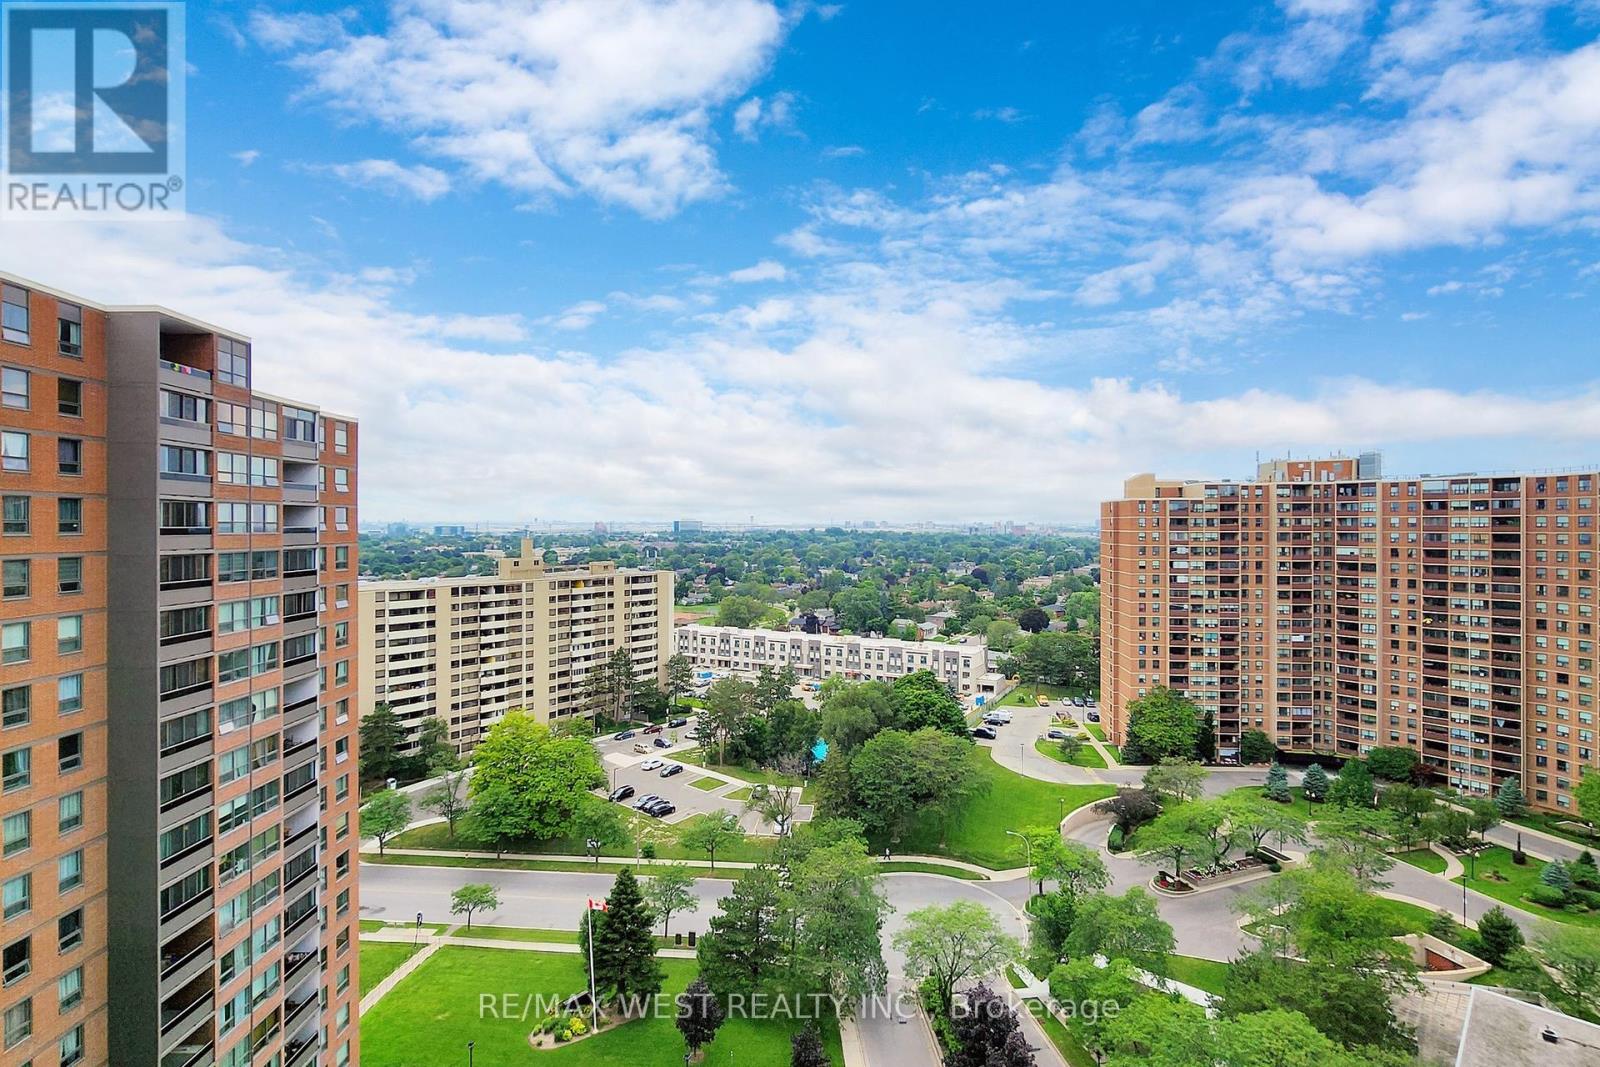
[639,758,665,771]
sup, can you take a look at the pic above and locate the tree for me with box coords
[1025,890,1078,971]
[681,811,744,872]
[1095,789,1161,835]
[892,900,1022,1012]
[1540,859,1573,898]
[1494,777,1528,818]
[1536,924,1600,1009]
[1474,906,1524,966]
[1366,746,1420,783]
[1224,793,1308,855]
[1141,758,1207,804]
[985,618,1020,653]
[790,1020,829,1067]
[467,711,606,844]
[421,766,471,838]
[676,974,726,1060]
[891,671,969,738]
[1240,730,1277,765]
[571,796,630,857]
[1327,760,1375,808]
[644,863,699,938]
[414,716,457,775]
[703,676,757,764]
[1578,772,1600,826]
[1197,709,1217,763]
[788,833,891,1003]
[1263,762,1292,803]
[450,883,499,930]
[1016,606,1049,633]
[359,789,411,856]
[819,681,895,757]
[1218,947,1415,1056]
[359,703,404,784]
[697,866,787,995]
[1023,829,1109,898]
[1313,806,1401,887]
[715,594,768,629]
[1123,688,1201,762]
[1132,805,1213,880]
[848,730,921,840]
[949,983,1035,1067]
[1301,763,1329,804]
[1064,888,1175,975]
[591,868,664,1007]
[665,654,695,711]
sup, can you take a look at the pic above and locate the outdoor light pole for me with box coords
[1005,829,1032,871]
[467,1041,474,1067]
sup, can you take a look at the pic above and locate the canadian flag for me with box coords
[587,898,608,912]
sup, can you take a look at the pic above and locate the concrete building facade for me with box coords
[674,625,984,693]
[1,272,360,1067]
[358,541,673,754]
[1101,454,1598,813]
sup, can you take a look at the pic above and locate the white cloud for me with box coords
[732,90,799,141]
[324,159,452,201]
[974,106,1027,123]
[253,0,789,218]
[727,259,788,283]
[232,149,261,167]
[821,144,866,158]
[541,300,608,331]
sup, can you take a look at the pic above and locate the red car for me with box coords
[643,724,664,735]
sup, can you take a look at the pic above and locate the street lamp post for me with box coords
[467,1041,475,1067]
[1005,829,1032,880]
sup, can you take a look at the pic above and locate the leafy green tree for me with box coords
[591,868,663,1007]
[571,796,630,854]
[1064,888,1175,975]
[1313,806,1401,887]
[1240,730,1277,765]
[1301,763,1329,804]
[414,716,458,774]
[715,594,768,628]
[1578,772,1600,826]
[1132,805,1213,880]
[891,671,968,738]
[1055,733,1085,763]
[847,729,921,840]
[1263,762,1292,803]
[985,618,1020,652]
[697,866,787,995]
[1197,709,1217,763]
[582,648,639,727]
[665,654,695,711]
[1423,806,1474,851]
[819,680,895,756]
[1095,788,1161,835]
[1327,760,1375,808]
[1474,906,1524,966]
[359,789,411,855]
[1536,924,1600,1009]
[892,900,1022,1012]
[1025,889,1078,970]
[1141,758,1207,804]
[703,676,757,764]
[449,882,499,930]
[644,862,699,938]
[1124,688,1201,762]
[788,833,891,1003]
[466,711,606,844]
[676,974,726,1058]
[1047,957,1145,1048]
[1466,797,1501,843]
[680,811,744,872]
[1365,746,1420,783]
[1022,829,1109,898]
[1218,947,1415,1057]
[1101,994,1210,1067]
[1016,606,1049,633]
[1494,777,1528,818]
[359,703,404,784]
[1225,793,1308,855]
[421,766,471,838]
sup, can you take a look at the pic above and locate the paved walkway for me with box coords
[359,922,462,1015]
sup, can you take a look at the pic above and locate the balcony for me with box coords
[160,991,213,1041]
[283,949,318,983]
[160,1042,215,1067]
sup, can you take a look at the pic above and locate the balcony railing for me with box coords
[160,359,211,381]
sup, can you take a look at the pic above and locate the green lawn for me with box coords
[1083,723,1107,742]
[1506,812,1600,849]
[359,941,421,997]
[878,861,988,879]
[1456,846,1600,927]
[688,775,727,791]
[388,809,778,867]
[723,786,753,802]
[889,748,1115,869]
[1033,738,1108,769]
[461,925,582,944]
[366,853,725,879]
[361,946,844,1066]
[360,919,448,935]
[1166,955,1229,995]
[1397,848,1448,874]
[995,684,1078,708]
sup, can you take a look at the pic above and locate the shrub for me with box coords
[567,1016,587,1036]
[1429,910,1458,940]
[1474,906,1524,966]
[1540,860,1574,897]
[1528,884,1570,908]
[640,842,657,860]
[1512,848,1527,866]
[1267,860,1282,873]
[1572,888,1600,911]
[1107,826,1125,853]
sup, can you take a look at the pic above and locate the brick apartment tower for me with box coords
[1102,454,1598,815]
[0,273,360,1067]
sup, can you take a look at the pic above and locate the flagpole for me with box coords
[587,901,599,1031]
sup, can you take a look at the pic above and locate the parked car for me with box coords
[608,784,635,803]
[632,794,662,810]
[652,737,671,749]
[640,758,665,771]
[660,763,684,778]
[633,742,652,754]
[1036,696,1050,706]
[1046,729,1066,740]
[614,730,636,741]
[667,717,689,728]
[643,800,677,818]
[972,726,997,740]
[983,714,1006,726]
[643,724,664,735]
[1086,711,1101,723]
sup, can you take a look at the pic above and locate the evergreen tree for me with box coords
[591,868,663,1008]
[1263,762,1292,804]
[1494,777,1528,818]
[1540,860,1573,897]
[696,866,787,995]
[1327,760,1374,809]
[790,1020,829,1067]
[358,703,404,784]
[676,975,725,1060]
[1474,906,1524,966]
[1302,763,1329,804]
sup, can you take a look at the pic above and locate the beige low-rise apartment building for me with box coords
[358,540,673,755]
[675,625,984,693]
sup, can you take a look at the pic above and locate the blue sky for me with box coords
[7,0,1600,522]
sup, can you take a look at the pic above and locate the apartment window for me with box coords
[333,421,348,453]
[216,337,249,386]
[334,505,349,531]
[158,444,209,478]
[1,686,27,729]
[250,503,278,533]
[217,503,247,534]
[159,499,207,535]
[217,551,248,583]
[159,553,209,588]
[218,745,248,785]
[216,794,249,835]
[57,792,81,833]
[161,388,208,424]
[283,547,316,575]
[215,452,245,485]
[57,615,82,654]
[57,497,81,534]
[251,641,279,676]
[158,868,209,919]
[251,550,278,580]
[2,937,27,986]
[158,708,208,754]
[215,400,246,435]
[57,557,81,594]
[57,734,82,773]
[1,496,26,534]
[1,559,26,599]
[58,302,82,357]
[57,437,82,475]
[158,657,210,698]
[1,872,29,919]
[159,814,210,864]
[217,600,248,635]
[2,811,29,856]
[57,378,81,417]
[56,675,81,714]
[334,467,349,491]
[334,659,349,687]
[334,621,349,647]
[249,456,278,487]
[1,622,27,664]
[59,1026,86,1067]
[57,966,82,1011]
[283,406,316,442]
[1,431,27,472]
[217,649,249,685]
[159,605,209,644]
[2,996,30,1049]
[336,583,349,607]
[57,911,83,953]
[57,850,82,892]
[249,596,279,628]
[0,367,26,408]
[249,404,277,440]
[1,284,28,345]
[334,545,349,571]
